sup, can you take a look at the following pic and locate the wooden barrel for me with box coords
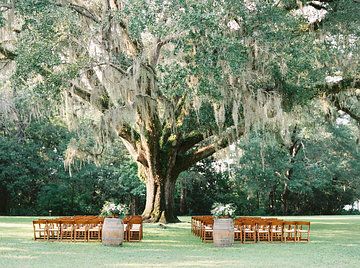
[213,218,234,247]
[102,218,124,246]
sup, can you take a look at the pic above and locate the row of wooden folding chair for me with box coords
[233,218,310,243]
[56,216,103,242]
[191,216,310,244]
[34,215,145,243]
[283,221,311,242]
[191,216,214,242]
[191,216,213,236]
[33,216,104,242]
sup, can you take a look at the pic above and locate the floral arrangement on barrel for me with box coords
[211,202,236,218]
[100,201,128,218]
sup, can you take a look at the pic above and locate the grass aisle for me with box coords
[0,216,360,267]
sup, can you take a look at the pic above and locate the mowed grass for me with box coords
[0,216,360,267]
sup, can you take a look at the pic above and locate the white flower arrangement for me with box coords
[100,201,128,218]
[211,202,236,218]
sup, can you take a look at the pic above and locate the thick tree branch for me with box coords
[68,82,91,102]
[108,62,127,74]
[56,1,100,23]
[0,45,16,60]
[114,119,140,146]
[174,93,188,122]
[177,132,205,153]
[118,126,148,167]
[320,78,360,95]
[116,19,141,56]
[332,97,360,122]
[0,4,12,11]
[158,31,189,49]
[83,62,127,75]
[68,81,109,112]
[152,31,188,65]
[177,125,245,172]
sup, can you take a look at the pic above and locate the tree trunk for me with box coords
[281,126,302,215]
[179,186,187,215]
[281,187,289,215]
[130,196,136,215]
[0,186,8,215]
[142,173,180,223]
[256,191,260,211]
[268,187,276,215]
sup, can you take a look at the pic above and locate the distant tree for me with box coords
[233,103,360,215]
[0,106,144,215]
[175,158,237,216]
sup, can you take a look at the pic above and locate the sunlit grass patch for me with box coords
[0,216,360,267]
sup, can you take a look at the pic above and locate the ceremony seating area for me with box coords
[191,216,310,243]
[33,215,143,242]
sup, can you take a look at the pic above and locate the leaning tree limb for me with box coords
[331,96,360,122]
[177,124,245,172]
[56,1,101,23]
[0,45,16,60]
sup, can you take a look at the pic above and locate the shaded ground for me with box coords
[0,216,359,267]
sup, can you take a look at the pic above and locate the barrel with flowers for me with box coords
[211,203,236,247]
[100,201,128,246]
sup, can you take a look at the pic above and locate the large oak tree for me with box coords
[1,0,359,222]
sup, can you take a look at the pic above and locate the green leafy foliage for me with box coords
[1,0,359,219]
[176,105,360,216]
[0,117,145,216]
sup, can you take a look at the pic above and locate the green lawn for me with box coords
[0,216,359,267]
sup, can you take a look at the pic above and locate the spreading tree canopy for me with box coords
[0,0,359,222]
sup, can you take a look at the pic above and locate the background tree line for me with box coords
[1,101,359,216]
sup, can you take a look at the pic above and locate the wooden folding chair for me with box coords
[87,218,102,241]
[33,219,48,240]
[295,221,310,242]
[74,219,89,242]
[283,221,297,242]
[60,219,75,241]
[128,216,143,242]
[256,220,271,242]
[46,219,61,240]
[242,220,256,243]
[270,220,284,242]
[195,217,203,238]
[234,219,243,243]
[123,216,132,242]
[201,218,214,243]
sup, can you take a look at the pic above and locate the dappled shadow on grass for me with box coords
[0,246,28,252]
[1,255,36,260]
[104,260,250,267]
